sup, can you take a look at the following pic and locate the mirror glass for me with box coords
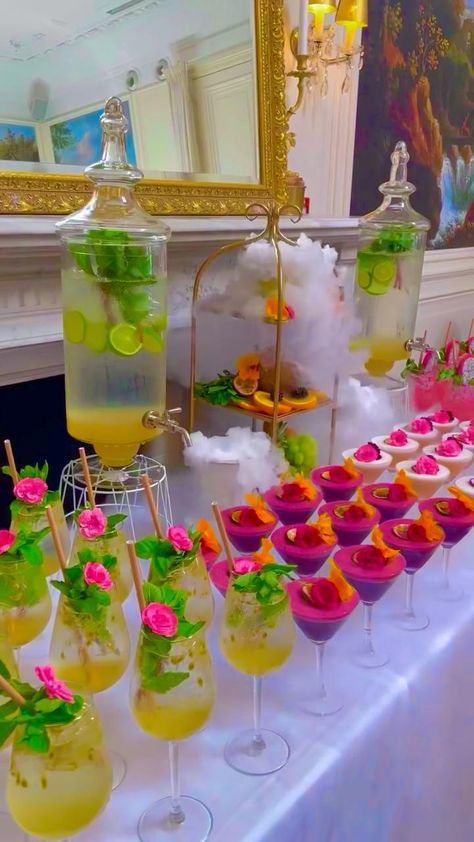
[0,0,257,183]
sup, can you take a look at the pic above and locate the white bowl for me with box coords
[397,459,451,499]
[401,422,438,446]
[371,434,419,470]
[428,415,459,439]
[454,476,474,499]
[442,432,474,456]
[423,444,473,479]
[342,448,392,483]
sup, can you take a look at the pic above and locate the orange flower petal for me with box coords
[311,512,336,545]
[371,526,399,559]
[328,559,355,602]
[343,457,359,479]
[235,353,260,381]
[448,485,474,513]
[244,493,275,525]
[252,537,274,565]
[196,518,221,555]
[355,488,376,519]
[394,469,417,498]
[416,509,444,542]
[294,473,317,501]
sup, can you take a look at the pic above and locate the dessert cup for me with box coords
[396,459,451,498]
[423,444,473,479]
[454,475,474,498]
[380,518,444,629]
[371,434,419,470]
[419,498,474,602]
[459,420,474,432]
[362,483,416,523]
[287,578,359,715]
[335,545,405,667]
[428,411,459,438]
[401,421,438,447]
[311,465,362,502]
[222,506,276,553]
[264,486,321,525]
[319,501,380,547]
[447,430,474,455]
[209,560,230,597]
[342,448,392,483]
[272,524,335,575]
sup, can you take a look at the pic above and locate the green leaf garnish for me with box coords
[194,371,240,406]
[136,530,201,584]
[233,562,296,606]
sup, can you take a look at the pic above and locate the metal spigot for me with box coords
[142,407,192,448]
[405,337,430,354]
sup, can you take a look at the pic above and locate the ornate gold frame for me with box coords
[0,0,287,216]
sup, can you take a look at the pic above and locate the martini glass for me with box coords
[419,498,474,601]
[319,500,380,546]
[271,523,335,576]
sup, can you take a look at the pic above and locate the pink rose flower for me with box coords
[354,442,381,463]
[167,525,193,552]
[457,428,474,445]
[0,530,15,555]
[78,507,107,540]
[429,410,453,424]
[233,557,262,575]
[435,437,463,457]
[412,455,439,475]
[142,602,178,637]
[34,664,74,703]
[409,417,433,434]
[386,429,409,447]
[14,477,48,505]
[83,562,113,590]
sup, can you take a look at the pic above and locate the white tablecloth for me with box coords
[2,471,474,842]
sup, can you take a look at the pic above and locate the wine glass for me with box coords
[0,554,51,651]
[144,543,214,628]
[219,579,295,774]
[131,626,215,841]
[11,500,69,578]
[69,519,133,603]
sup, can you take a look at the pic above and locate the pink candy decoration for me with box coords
[429,410,453,424]
[412,455,440,475]
[386,429,409,447]
[167,525,193,552]
[83,561,113,590]
[78,507,107,540]
[354,443,381,463]
[34,665,74,703]
[409,417,433,434]
[435,437,463,457]
[142,602,178,637]
[13,477,48,505]
[233,557,262,575]
[0,530,15,554]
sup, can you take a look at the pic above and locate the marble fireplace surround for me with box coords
[0,214,472,388]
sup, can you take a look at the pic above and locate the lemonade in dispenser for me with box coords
[351,141,430,377]
[56,97,171,467]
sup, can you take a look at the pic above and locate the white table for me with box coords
[2,475,474,842]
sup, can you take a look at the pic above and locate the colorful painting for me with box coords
[0,123,39,162]
[50,101,136,167]
[351,0,474,249]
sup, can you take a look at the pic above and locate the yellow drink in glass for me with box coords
[0,557,51,648]
[11,499,69,577]
[50,594,130,694]
[70,529,133,603]
[6,702,112,840]
[149,554,214,628]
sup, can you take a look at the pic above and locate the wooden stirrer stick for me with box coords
[142,475,163,538]
[3,440,19,485]
[45,505,68,576]
[467,319,473,341]
[418,330,427,366]
[79,447,95,507]
[443,321,452,350]
[211,502,234,573]
[0,674,25,707]
[127,541,146,615]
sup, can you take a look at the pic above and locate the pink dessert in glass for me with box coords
[428,409,458,437]
[379,512,444,573]
[423,436,473,478]
[222,495,276,553]
[420,488,474,601]
[371,429,419,470]
[342,443,392,483]
[402,416,438,446]
[396,455,451,498]
[264,475,321,525]
[362,471,417,523]
[319,492,380,546]
[311,460,363,502]
[271,514,336,576]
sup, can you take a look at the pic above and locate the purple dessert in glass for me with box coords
[311,462,363,503]
[222,504,276,553]
[272,518,336,576]
[419,494,474,602]
[319,498,380,547]
[264,480,321,526]
[362,481,416,523]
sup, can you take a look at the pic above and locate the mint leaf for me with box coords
[0,719,16,747]
[21,544,43,566]
[107,513,127,529]
[142,671,189,694]
[0,660,11,680]
[135,537,158,559]
[19,723,49,754]
[35,699,64,714]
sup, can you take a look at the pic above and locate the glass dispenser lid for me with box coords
[361,141,430,231]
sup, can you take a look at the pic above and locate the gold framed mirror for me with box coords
[0,0,287,215]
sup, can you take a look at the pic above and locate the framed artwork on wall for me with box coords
[351,0,473,249]
[50,100,137,167]
[0,123,39,162]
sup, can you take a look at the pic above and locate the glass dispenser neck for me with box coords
[86,97,142,188]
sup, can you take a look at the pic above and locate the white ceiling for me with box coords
[0,0,163,61]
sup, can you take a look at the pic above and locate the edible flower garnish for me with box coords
[196,518,221,555]
[371,526,399,560]
[0,660,83,753]
[323,458,359,482]
[353,442,381,463]
[429,410,454,424]
[412,455,439,475]
[328,559,355,601]
[385,429,409,447]
[252,538,274,566]
[456,428,474,446]
[14,477,48,505]
[243,493,275,525]
[409,417,433,434]
[435,436,463,457]
[138,582,204,693]
[52,550,118,643]
[232,562,296,606]
[447,485,474,514]
[406,510,444,543]
[302,578,341,609]
[0,528,47,565]
[75,505,127,541]
[277,473,317,502]
[235,353,260,381]
[265,296,295,322]
[0,530,15,555]
[350,488,376,519]
[2,461,60,516]
[135,526,201,582]
[393,468,417,499]
[286,524,322,547]
[233,557,262,575]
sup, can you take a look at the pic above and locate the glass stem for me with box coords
[363,602,375,657]
[405,573,415,618]
[442,545,451,591]
[315,642,327,701]
[168,741,185,825]
[252,676,265,750]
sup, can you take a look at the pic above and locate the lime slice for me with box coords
[63,310,85,344]
[142,327,164,354]
[372,259,396,285]
[356,252,396,296]
[151,313,168,332]
[84,321,108,353]
[109,323,142,356]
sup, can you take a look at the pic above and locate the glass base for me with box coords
[224,728,290,775]
[309,692,343,717]
[110,749,127,791]
[354,648,389,669]
[0,811,27,841]
[138,796,212,842]
[394,611,430,631]
[437,583,464,602]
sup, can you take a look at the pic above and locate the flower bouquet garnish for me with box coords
[136,525,201,583]
[0,528,47,606]
[73,505,127,542]
[52,553,116,646]
[2,461,60,518]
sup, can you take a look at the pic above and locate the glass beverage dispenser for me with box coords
[351,141,430,378]
[57,97,171,467]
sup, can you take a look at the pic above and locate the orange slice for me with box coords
[283,390,318,410]
[253,390,292,415]
[231,397,256,411]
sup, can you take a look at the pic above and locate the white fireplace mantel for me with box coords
[0,214,472,387]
